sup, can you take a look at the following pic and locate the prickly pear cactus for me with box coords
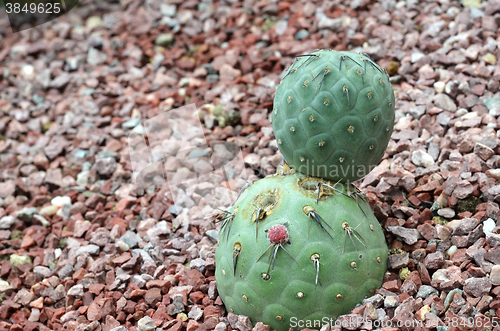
[214,171,388,331]
[272,50,395,182]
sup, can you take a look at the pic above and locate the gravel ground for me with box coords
[1,0,500,330]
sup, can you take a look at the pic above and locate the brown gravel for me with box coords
[1,0,500,330]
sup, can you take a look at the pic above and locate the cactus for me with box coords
[272,50,395,183]
[214,171,388,331]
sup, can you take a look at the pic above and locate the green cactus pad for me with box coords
[214,171,388,331]
[272,50,395,183]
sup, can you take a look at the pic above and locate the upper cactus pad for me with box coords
[272,50,395,182]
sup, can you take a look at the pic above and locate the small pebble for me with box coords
[39,205,58,217]
[437,207,455,218]
[416,285,438,299]
[490,265,500,285]
[412,150,435,167]
[51,196,72,207]
[0,216,16,229]
[384,295,399,308]
[137,316,156,331]
[484,218,496,235]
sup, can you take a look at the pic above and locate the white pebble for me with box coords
[486,169,500,180]
[116,240,130,252]
[411,52,425,63]
[21,64,35,80]
[490,265,500,285]
[437,207,455,218]
[0,216,16,230]
[483,218,496,235]
[447,245,458,257]
[39,205,58,217]
[33,215,50,227]
[434,81,445,94]
[67,284,84,296]
[137,316,156,331]
[51,196,72,207]
[54,248,62,259]
[411,150,435,167]
[28,308,40,322]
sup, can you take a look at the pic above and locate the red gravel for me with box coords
[1,0,500,330]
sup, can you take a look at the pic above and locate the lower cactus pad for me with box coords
[214,171,388,331]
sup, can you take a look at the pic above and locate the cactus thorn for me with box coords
[339,54,361,71]
[343,85,350,106]
[339,55,345,70]
[252,190,279,241]
[310,253,322,289]
[233,242,242,275]
[316,180,350,204]
[303,205,335,240]
[361,54,385,75]
[341,221,366,253]
[212,208,236,241]
[314,67,330,90]
[293,53,321,72]
[346,185,369,219]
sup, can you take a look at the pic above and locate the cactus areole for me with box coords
[214,171,388,331]
[272,50,396,183]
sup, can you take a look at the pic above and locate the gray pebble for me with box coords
[75,244,100,256]
[137,316,156,331]
[384,295,399,308]
[160,4,177,17]
[156,33,174,47]
[416,285,438,299]
[120,231,142,249]
[295,29,309,40]
[188,305,204,320]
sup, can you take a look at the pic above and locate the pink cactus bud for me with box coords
[267,225,289,244]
